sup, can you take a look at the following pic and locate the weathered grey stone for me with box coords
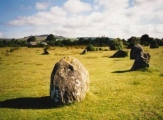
[130,44,144,59]
[111,50,128,58]
[131,52,151,70]
[50,56,89,104]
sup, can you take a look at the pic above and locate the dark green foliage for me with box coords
[127,36,140,49]
[122,39,129,48]
[27,36,36,43]
[140,34,151,46]
[78,38,92,45]
[46,34,56,46]
[92,37,111,46]
[77,37,111,47]
[0,40,4,47]
[0,39,27,47]
[110,38,123,50]
[0,34,162,48]
[61,39,72,46]
[159,39,163,46]
[150,40,159,48]
[157,38,163,46]
[55,40,63,46]
[85,44,95,51]
[46,34,56,41]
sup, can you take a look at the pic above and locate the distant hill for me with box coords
[20,34,66,41]
[0,35,114,41]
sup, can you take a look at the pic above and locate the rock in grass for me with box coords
[80,49,87,55]
[50,56,89,104]
[111,50,128,58]
[131,52,151,71]
[130,44,143,59]
[42,48,49,55]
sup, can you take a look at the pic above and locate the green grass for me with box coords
[0,46,163,120]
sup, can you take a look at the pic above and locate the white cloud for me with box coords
[9,6,67,26]
[36,2,49,10]
[63,0,92,14]
[7,0,163,39]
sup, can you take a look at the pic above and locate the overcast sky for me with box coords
[0,0,163,39]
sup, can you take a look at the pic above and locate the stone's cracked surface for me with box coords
[131,52,151,70]
[50,56,89,104]
[130,44,144,60]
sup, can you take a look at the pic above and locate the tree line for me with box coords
[0,34,163,49]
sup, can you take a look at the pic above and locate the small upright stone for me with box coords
[80,49,87,55]
[43,48,49,55]
[50,56,89,104]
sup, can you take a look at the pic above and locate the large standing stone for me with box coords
[131,52,151,70]
[50,56,89,104]
[130,44,144,59]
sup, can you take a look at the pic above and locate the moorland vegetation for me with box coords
[0,34,163,119]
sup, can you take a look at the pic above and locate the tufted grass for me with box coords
[0,46,163,120]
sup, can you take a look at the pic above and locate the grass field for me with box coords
[0,46,163,120]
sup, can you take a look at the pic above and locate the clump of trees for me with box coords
[127,36,140,49]
[45,34,56,46]
[27,36,36,43]
[0,38,27,47]
[150,39,159,48]
[0,34,163,49]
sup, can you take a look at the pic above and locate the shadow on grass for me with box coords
[112,69,131,73]
[0,96,62,109]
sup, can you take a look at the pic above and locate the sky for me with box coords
[0,0,163,39]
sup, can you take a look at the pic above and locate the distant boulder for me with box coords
[130,44,143,59]
[80,49,87,55]
[50,56,89,105]
[42,48,49,55]
[111,50,128,58]
[44,48,49,54]
[131,52,151,70]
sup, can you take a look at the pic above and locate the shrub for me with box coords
[85,44,95,51]
[127,36,140,49]
[150,40,159,48]
[109,39,123,50]
[140,34,151,45]
[27,36,36,43]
